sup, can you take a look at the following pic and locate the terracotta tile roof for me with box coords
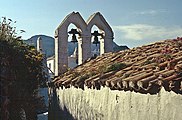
[53,38,182,94]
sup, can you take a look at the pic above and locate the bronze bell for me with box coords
[93,36,100,46]
[92,31,102,46]
[71,34,77,43]
[68,28,80,43]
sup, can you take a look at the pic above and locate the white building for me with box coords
[47,47,78,77]
[47,56,55,78]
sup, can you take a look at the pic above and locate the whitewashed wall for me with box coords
[47,59,55,74]
[55,86,182,120]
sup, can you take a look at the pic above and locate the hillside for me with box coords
[24,35,55,57]
[24,35,129,57]
[53,38,182,94]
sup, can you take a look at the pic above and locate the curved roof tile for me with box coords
[53,38,182,94]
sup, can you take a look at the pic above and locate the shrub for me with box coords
[0,17,46,120]
[106,62,127,72]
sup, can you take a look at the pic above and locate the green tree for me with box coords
[0,17,47,120]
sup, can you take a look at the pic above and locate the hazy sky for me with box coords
[1,0,182,48]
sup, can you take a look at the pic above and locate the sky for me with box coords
[1,0,182,48]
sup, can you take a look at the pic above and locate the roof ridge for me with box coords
[52,38,182,95]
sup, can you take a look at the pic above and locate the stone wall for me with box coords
[52,87,182,120]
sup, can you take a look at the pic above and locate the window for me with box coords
[49,63,51,69]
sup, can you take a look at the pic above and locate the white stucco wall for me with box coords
[47,59,55,74]
[55,86,182,120]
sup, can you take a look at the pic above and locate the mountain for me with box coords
[112,42,129,52]
[24,35,129,57]
[24,35,55,57]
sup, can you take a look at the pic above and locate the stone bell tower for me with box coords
[54,12,89,76]
[87,12,114,55]
[54,12,114,76]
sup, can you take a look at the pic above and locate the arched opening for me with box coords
[67,23,80,69]
[87,12,114,56]
[91,25,105,57]
[54,12,88,76]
